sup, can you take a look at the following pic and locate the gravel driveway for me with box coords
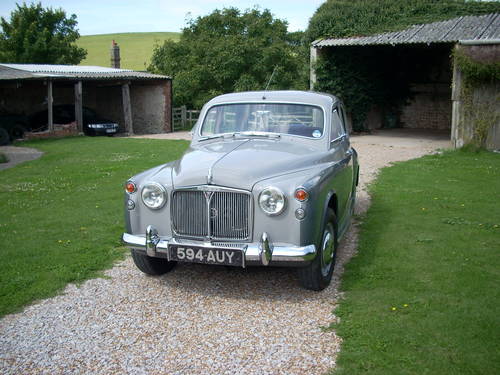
[0,129,449,375]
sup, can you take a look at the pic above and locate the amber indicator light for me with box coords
[294,188,309,201]
[125,182,136,193]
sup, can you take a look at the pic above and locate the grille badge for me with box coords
[210,207,218,218]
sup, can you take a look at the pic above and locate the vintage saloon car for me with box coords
[122,91,359,290]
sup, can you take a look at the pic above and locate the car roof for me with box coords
[205,90,339,108]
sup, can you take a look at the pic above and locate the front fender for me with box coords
[124,161,175,235]
[251,163,341,247]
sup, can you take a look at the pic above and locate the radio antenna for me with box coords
[265,65,278,91]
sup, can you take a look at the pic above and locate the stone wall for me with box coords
[130,81,172,134]
[400,83,452,129]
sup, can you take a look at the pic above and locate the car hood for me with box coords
[171,139,324,190]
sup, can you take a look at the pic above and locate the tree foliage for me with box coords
[307,0,500,42]
[149,7,307,108]
[0,2,86,64]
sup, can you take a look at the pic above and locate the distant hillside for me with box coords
[76,32,180,71]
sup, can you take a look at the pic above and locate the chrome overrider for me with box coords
[122,225,317,267]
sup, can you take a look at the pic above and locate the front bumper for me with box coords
[122,226,316,267]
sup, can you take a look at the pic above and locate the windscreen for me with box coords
[200,103,324,139]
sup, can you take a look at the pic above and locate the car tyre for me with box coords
[298,208,337,291]
[10,124,27,141]
[131,249,177,275]
[0,128,10,145]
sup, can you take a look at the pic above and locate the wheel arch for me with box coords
[315,190,338,246]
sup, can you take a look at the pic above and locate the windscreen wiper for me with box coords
[198,133,236,142]
[235,131,281,139]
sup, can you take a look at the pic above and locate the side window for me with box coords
[339,105,350,134]
[331,109,345,141]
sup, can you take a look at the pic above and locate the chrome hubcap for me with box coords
[320,223,335,277]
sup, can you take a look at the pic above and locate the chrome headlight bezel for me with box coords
[141,182,167,210]
[258,186,286,216]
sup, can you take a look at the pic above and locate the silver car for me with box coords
[122,91,359,290]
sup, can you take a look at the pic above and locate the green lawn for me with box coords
[76,32,180,71]
[333,149,500,374]
[0,137,189,317]
[0,152,8,163]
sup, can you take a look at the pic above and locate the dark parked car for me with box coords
[29,105,119,136]
[123,91,359,291]
[0,113,31,145]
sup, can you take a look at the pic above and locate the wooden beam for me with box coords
[47,80,53,132]
[310,46,319,90]
[74,81,83,133]
[451,44,462,149]
[122,83,133,135]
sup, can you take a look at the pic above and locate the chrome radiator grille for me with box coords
[172,187,251,241]
[171,191,208,237]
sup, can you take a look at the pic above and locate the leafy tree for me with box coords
[307,0,500,42]
[0,2,86,64]
[149,7,307,108]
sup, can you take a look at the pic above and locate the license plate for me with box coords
[168,245,244,267]
[105,129,115,133]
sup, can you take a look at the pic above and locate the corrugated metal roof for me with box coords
[1,64,134,73]
[0,64,170,80]
[313,13,500,48]
[0,64,37,80]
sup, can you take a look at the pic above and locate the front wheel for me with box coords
[0,128,10,145]
[298,208,338,291]
[10,124,27,141]
[131,250,177,275]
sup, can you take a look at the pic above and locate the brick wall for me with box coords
[400,83,452,129]
[130,81,171,134]
[25,123,78,140]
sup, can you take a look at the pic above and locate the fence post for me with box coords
[181,105,187,129]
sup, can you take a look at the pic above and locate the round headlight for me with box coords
[141,182,167,209]
[259,187,286,216]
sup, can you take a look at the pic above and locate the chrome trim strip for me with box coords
[175,185,251,193]
[123,232,316,267]
[207,166,213,184]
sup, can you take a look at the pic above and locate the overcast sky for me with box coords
[0,0,325,35]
